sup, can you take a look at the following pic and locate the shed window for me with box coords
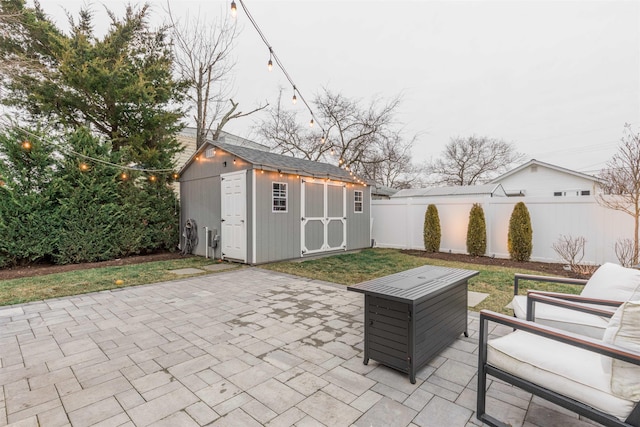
[554,192,563,197]
[354,191,363,213]
[272,182,288,212]
[581,190,590,196]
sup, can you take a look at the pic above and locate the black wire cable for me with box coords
[237,0,326,135]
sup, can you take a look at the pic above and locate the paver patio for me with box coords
[0,268,601,426]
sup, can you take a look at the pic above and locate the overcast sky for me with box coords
[41,0,640,175]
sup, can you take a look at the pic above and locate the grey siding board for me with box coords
[327,184,344,217]
[253,171,301,263]
[180,176,221,258]
[328,220,344,247]
[346,186,371,249]
[306,221,324,252]
[305,182,324,217]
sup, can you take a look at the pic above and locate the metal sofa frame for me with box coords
[477,307,640,427]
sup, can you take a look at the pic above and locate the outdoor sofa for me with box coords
[477,300,640,427]
[511,262,640,338]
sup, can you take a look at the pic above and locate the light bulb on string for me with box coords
[79,162,89,172]
[230,1,237,18]
[320,135,325,144]
[149,175,157,182]
[330,148,335,156]
[309,118,314,128]
[292,87,297,105]
[21,140,31,151]
[268,48,273,71]
[120,172,128,181]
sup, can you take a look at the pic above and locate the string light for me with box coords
[172,173,179,180]
[79,162,89,172]
[292,87,297,105]
[230,1,237,18]
[320,134,325,144]
[268,48,273,71]
[21,140,31,150]
[149,175,157,182]
[309,118,314,128]
[330,148,335,156]
[233,0,325,135]
[120,172,128,180]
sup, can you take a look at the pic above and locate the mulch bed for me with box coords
[0,249,576,282]
[401,250,575,277]
[0,252,185,281]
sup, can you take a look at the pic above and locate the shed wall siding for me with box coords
[180,176,221,258]
[253,171,301,263]
[180,150,252,259]
[346,185,371,249]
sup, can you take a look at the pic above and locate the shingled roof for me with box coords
[181,139,357,182]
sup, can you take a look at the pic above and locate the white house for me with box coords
[489,159,603,197]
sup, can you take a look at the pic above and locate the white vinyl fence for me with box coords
[371,196,635,265]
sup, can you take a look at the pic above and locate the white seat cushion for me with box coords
[511,295,610,339]
[488,330,636,421]
[581,263,640,301]
[602,301,640,400]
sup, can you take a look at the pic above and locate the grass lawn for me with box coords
[263,248,584,314]
[0,257,236,307]
[0,248,582,314]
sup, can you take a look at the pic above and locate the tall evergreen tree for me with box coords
[0,1,185,168]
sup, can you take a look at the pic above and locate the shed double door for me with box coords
[301,180,346,255]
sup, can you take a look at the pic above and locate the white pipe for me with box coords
[204,226,209,258]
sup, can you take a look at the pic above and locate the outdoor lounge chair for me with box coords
[511,262,640,338]
[477,301,640,427]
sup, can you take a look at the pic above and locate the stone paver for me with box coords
[0,267,596,426]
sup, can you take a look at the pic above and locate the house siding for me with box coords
[494,164,601,197]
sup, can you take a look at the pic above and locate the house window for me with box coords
[272,182,287,212]
[354,191,363,213]
[581,190,590,196]
[554,192,563,197]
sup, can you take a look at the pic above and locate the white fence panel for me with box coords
[371,196,635,265]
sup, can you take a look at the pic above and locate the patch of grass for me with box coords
[0,257,235,306]
[263,248,583,314]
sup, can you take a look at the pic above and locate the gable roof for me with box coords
[180,139,358,183]
[489,159,602,184]
[391,183,506,198]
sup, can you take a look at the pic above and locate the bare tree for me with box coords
[258,88,421,188]
[552,235,586,269]
[167,3,265,147]
[598,124,640,264]
[426,136,524,186]
[615,238,635,267]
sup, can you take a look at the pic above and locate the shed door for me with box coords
[301,180,346,255]
[221,170,247,262]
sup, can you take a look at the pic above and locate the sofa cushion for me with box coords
[581,263,640,301]
[511,295,610,339]
[488,330,636,421]
[602,300,640,400]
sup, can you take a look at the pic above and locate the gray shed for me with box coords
[178,140,372,264]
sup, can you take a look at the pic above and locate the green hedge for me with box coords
[0,127,179,267]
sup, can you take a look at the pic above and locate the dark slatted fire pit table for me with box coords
[347,265,479,383]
